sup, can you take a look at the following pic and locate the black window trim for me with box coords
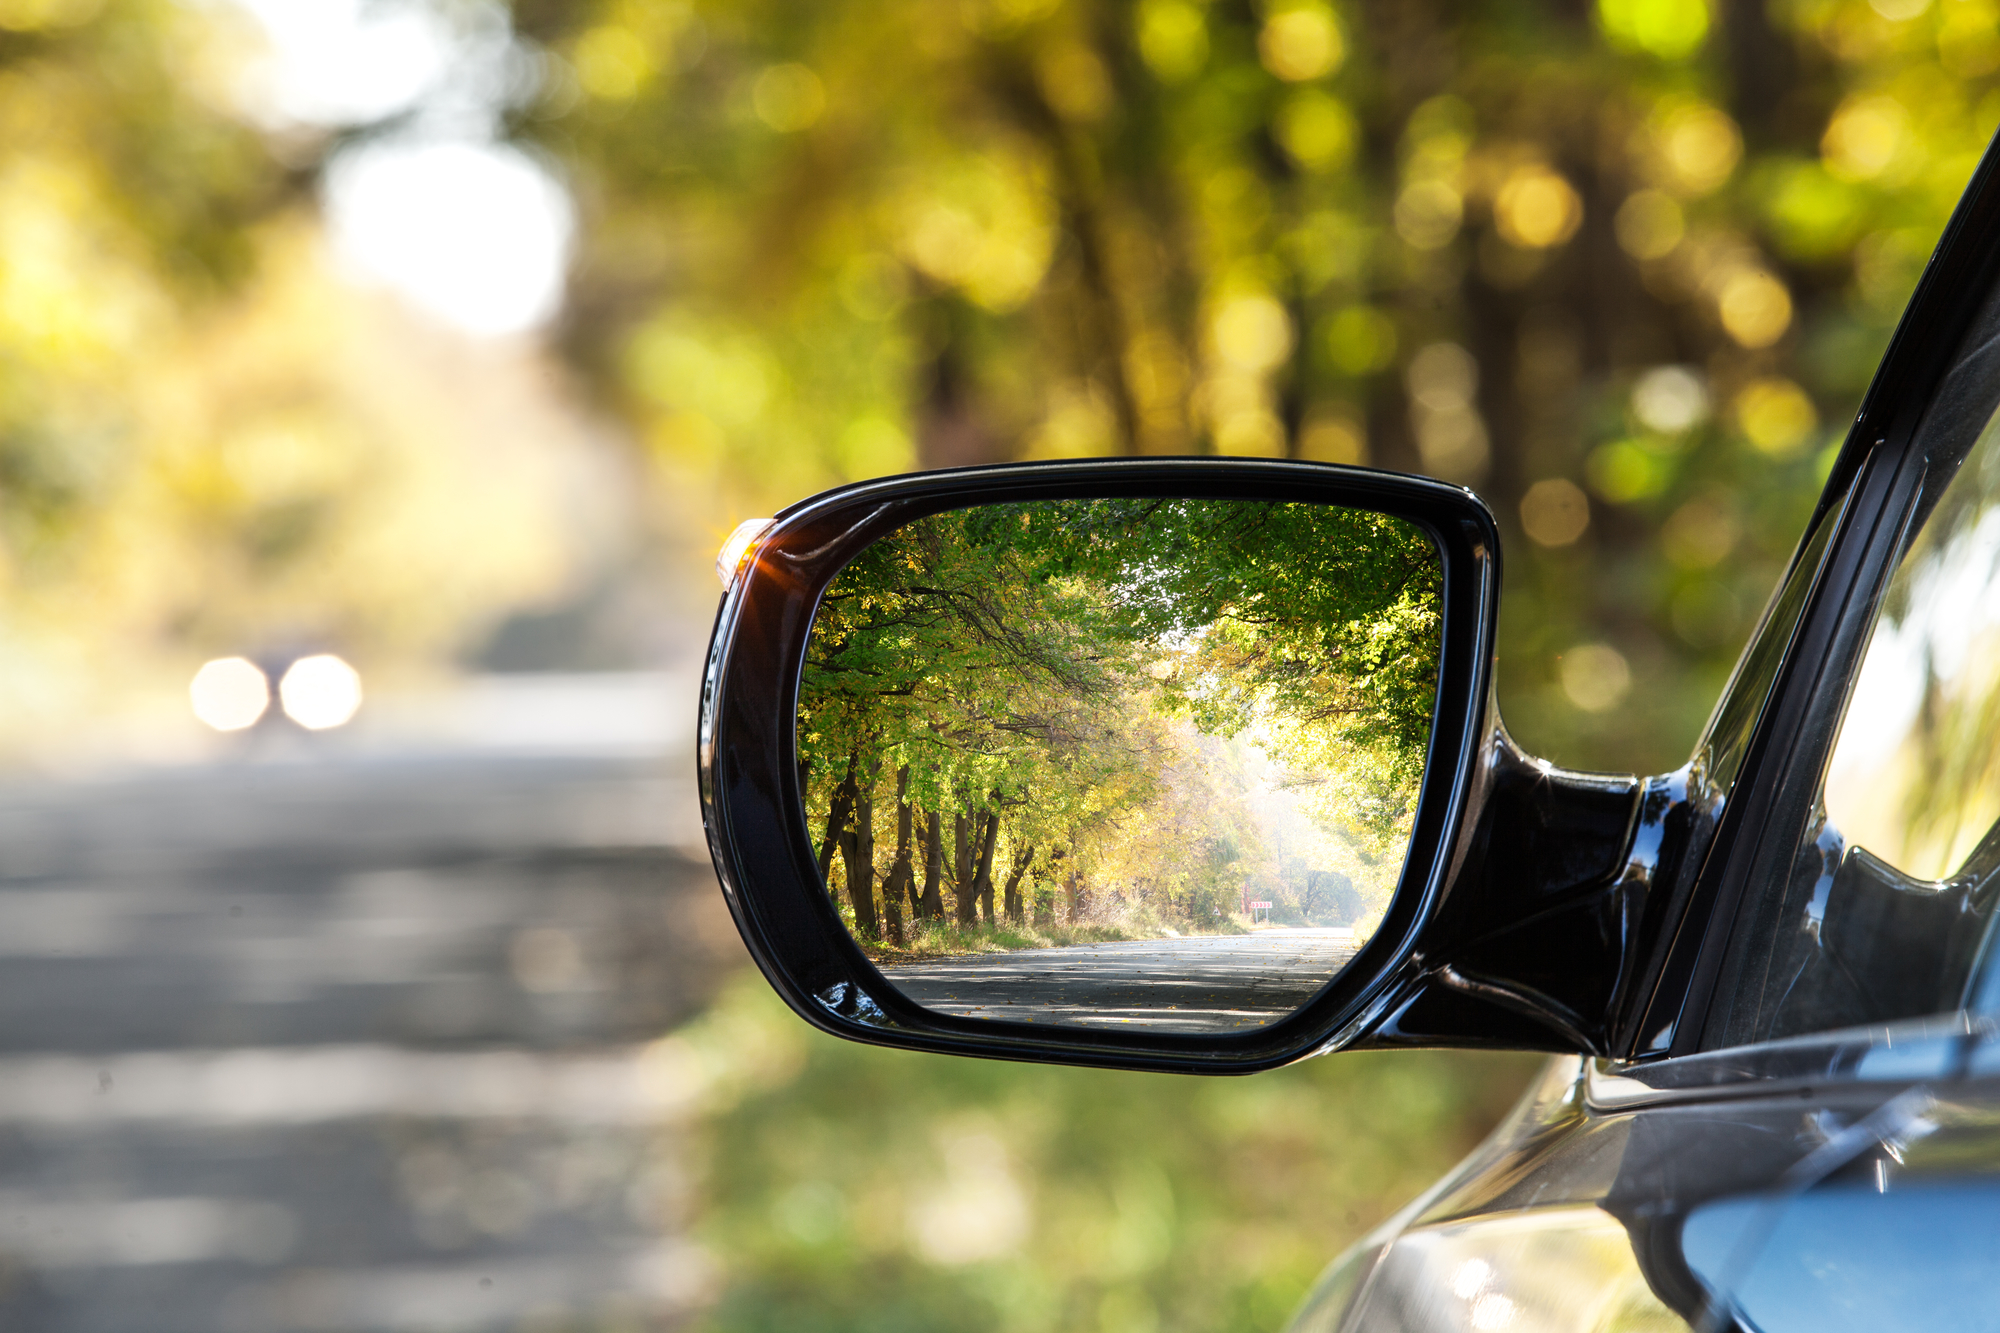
[1641,125,2000,1064]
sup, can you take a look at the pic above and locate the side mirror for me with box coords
[701,460,1642,1072]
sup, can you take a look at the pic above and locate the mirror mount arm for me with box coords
[1364,721,1652,1056]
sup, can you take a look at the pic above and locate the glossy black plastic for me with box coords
[700,459,1498,1074]
[1654,125,2000,1058]
[1373,122,2000,1064]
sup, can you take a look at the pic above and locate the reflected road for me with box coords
[881,928,1358,1033]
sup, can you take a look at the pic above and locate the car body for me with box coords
[700,107,2000,1333]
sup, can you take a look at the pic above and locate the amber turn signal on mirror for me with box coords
[716,518,774,589]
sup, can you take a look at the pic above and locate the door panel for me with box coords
[1290,1029,2000,1333]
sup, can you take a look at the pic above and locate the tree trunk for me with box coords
[920,810,946,921]
[1038,846,1064,926]
[845,759,880,939]
[836,822,860,920]
[973,810,1000,924]
[815,751,859,884]
[1002,844,1034,925]
[880,765,911,946]
[952,810,978,926]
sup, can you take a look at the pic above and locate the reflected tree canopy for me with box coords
[798,499,1441,951]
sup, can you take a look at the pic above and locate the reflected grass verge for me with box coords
[846,913,1251,966]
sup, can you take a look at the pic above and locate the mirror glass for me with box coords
[798,498,1442,1033]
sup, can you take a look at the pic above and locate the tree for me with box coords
[797,497,1438,944]
[512,0,1981,776]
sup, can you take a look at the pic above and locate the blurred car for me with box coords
[696,122,2000,1333]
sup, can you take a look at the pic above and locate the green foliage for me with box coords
[515,0,2000,773]
[798,499,1441,941]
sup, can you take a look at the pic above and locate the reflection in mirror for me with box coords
[1827,403,2000,881]
[798,499,1443,1032]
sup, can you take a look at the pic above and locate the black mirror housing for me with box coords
[698,458,1642,1073]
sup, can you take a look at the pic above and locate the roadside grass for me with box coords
[849,913,1249,966]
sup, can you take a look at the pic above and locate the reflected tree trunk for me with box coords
[879,765,911,946]
[1002,843,1034,925]
[1045,844,1070,925]
[952,810,977,926]
[815,750,859,884]
[844,758,880,939]
[920,810,946,921]
[973,809,999,924]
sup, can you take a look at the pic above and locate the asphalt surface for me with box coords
[0,744,743,1333]
[881,928,1360,1032]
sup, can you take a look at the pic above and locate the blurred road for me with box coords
[881,928,1358,1033]
[0,721,746,1332]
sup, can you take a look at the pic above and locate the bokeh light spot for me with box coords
[1587,440,1674,502]
[572,26,654,101]
[1560,643,1632,713]
[1598,0,1710,59]
[1211,296,1293,372]
[1259,6,1343,82]
[190,658,271,733]
[1407,342,1477,412]
[1763,162,1866,260]
[1631,365,1709,433]
[1520,479,1591,547]
[1036,44,1112,122]
[1274,91,1357,172]
[1136,0,1207,81]
[1662,495,1742,568]
[1733,378,1817,456]
[1615,190,1685,260]
[1656,102,1741,195]
[278,654,363,730]
[1407,344,1488,482]
[1494,166,1582,249]
[1298,413,1365,465]
[1823,94,1912,182]
[1716,269,1792,348]
[753,63,825,132]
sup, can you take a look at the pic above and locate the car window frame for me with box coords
[1633,125,2000,1063]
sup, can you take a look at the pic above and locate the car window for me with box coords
[1704,297,2000,1047]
